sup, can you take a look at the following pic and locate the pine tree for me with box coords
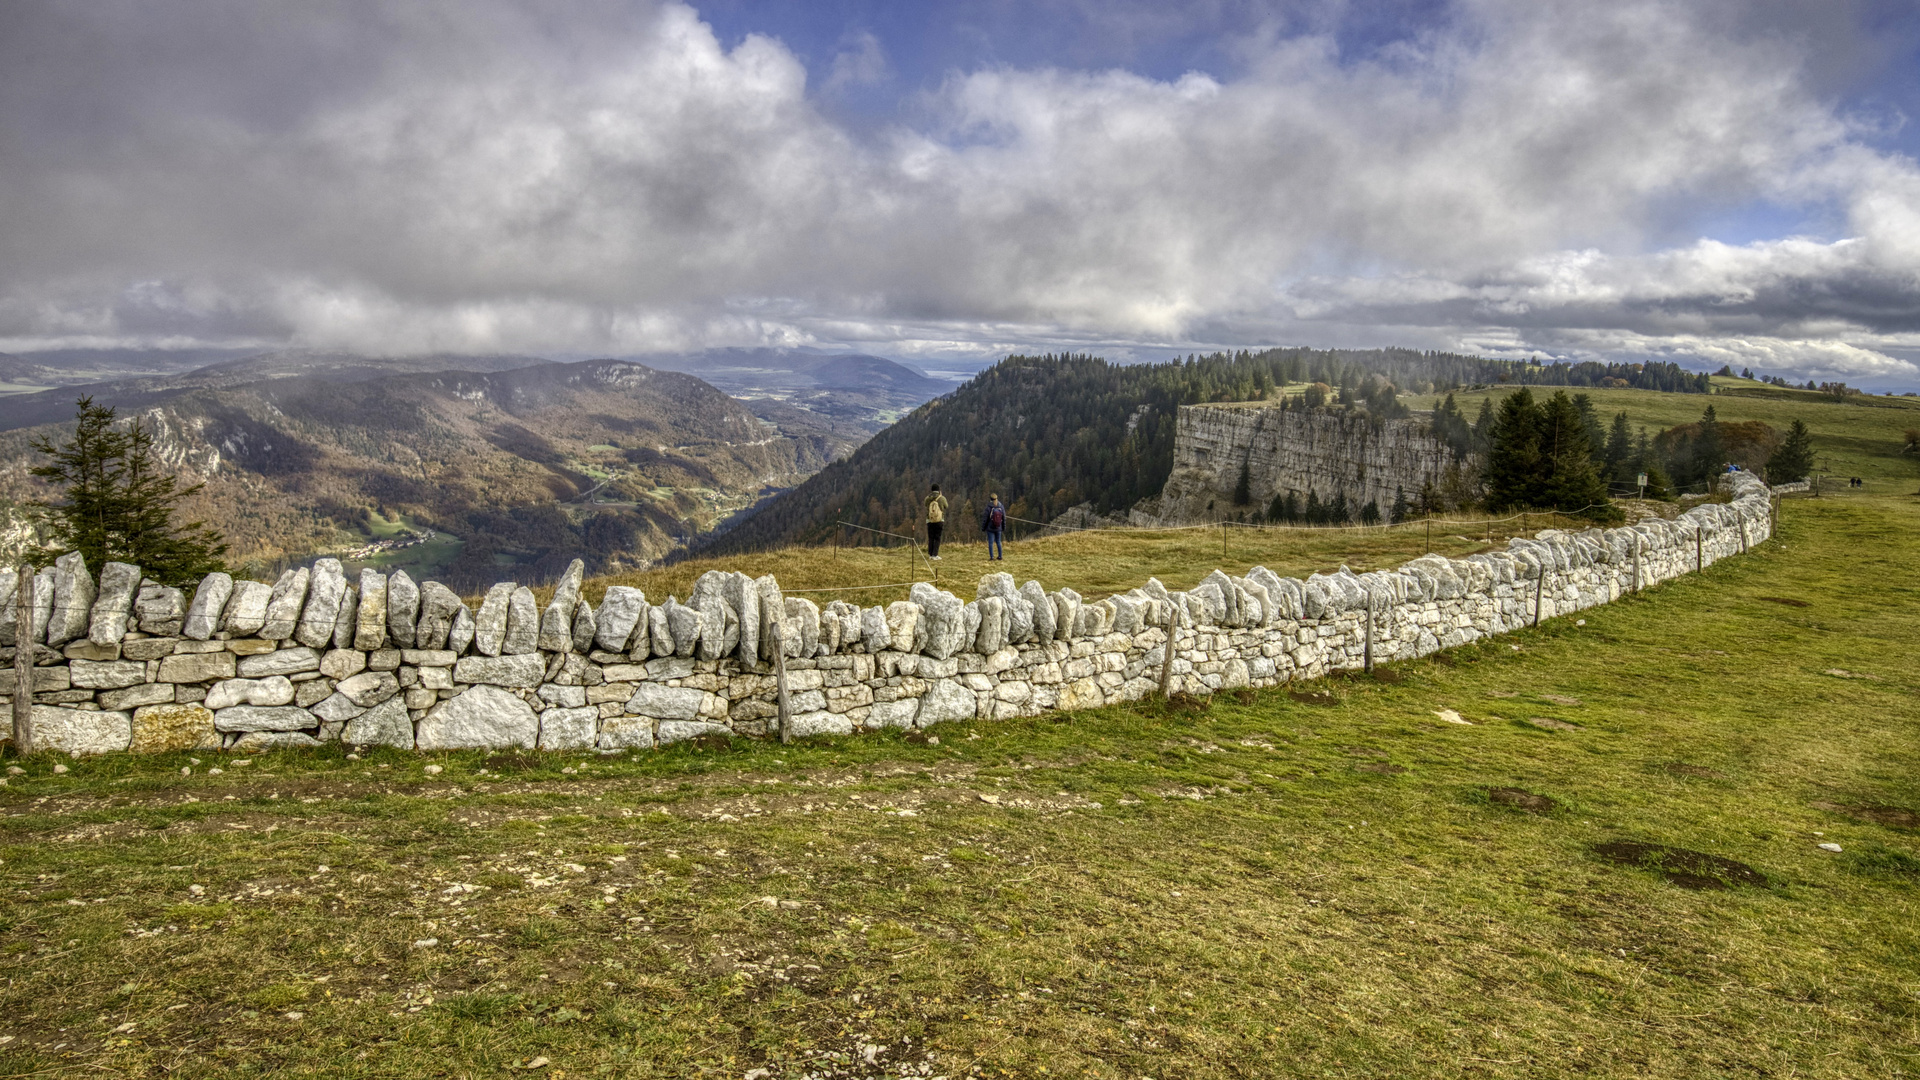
[1691,405,1726,482]
[1390,487,1409,524]
[30,397,228,585]
[1765,419,1814,483]
[1304,490,1323,525]
[1602,411,1633,481]
[1360,500,1381,525]
[1482,388,1545,510]
[1233,460,1252,506]
[1538,391,1611,513]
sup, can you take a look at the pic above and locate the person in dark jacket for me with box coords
[981,493,1006,561]
[924,484,948,560]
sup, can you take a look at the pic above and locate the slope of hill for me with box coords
[0,360,859,588]
[703,347,1704,557]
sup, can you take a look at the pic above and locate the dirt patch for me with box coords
[1591,841,1769,890]
[1663,763,1725,779]
[1355,763,1406,775]
[1758,596,1812,608]
[1227,688,1256,705]
[480,752,546,773]
[1540,694,1583,706]
[1524,716,1582,732]
[1289,691,1339,707]
[1369,667,1405,684]
[1490,787,1558,813]
[1165,692,1213,715]
[1811,801,1919,829]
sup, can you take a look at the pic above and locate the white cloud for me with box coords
[0,0,1915,387]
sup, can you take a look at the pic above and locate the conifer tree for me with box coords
[30,396,228,585]
[1691,405,1727,482]
[1765,419,1814,483]
[1360,500,1381,525]
[1390,487,1409,524]
[1538,391,1611,512]
[1482,388,1545,510]
[1602,411,1633,481]
[1233,460,1252,506]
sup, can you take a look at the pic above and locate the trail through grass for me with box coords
[0,494,1915,1078]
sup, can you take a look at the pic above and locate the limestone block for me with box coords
[237,646,321,678]
[128,703,217,753]
[343,697,413,748]
[295,678,332,707]
[504,586,538,655]
[259,567,308,640]
[1052,589,1082,641]
[867,699,919,729]
[135,582,186,637]
[353,569,388,650]
[625,683,705,720]
[296,559,346,648]
[776,711,845,738]
[32,705,130,755]
[174,572,233,642]
[383,570,420,649]
[647,657,695,680]
[214,704,318,732]
[70,659,146,689]
[99,683,174,711]
[310,692,367,723]
[915,678,975,727]
[46,551,97,646]
[206,676,296,710]
[414,581,462,651]
[974,595,1009,653]
[911,583,966,659]
[571,600,597,655]
[538,684,588,709]
[155,650,236,684]
[785,596,820,656]
[232,731,321,752]
[1057,677,1104,711]
[646,602,674,658]
[416,684,537,750]
[336,670,401,707]
[28,566,54,644]
[1020,580,1055,641]
[320,648,368,680]
[593,586,645,653]
[402,649,457,667]
[405,687,437,709]
[860,605,892,653]
[418,666,452,690]
[658,719,733,744]
[86,562,142,645]
[447,604,474,657]
[331,581,359,650]
[597,714,655,751]
[453,652,545,688]
[536,706,599,751]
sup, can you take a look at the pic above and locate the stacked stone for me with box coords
[0,473,1780,757]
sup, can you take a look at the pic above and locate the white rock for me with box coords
[343,696,414,748]
[413,582,462,651]
[624,683,705,721]
[452,652,546,688]
[232,731,321,752]
[87,562,142,645]
[331,581,359,649]
[135,581,185,636]
[336,670,401,707]
[30,706,131,755]
[47,551,96,646]
[596,714,655,751]
[294,560,346,648]
[915,679,976,727]
[595,586,646,653]
[237,647,321,678]
[353,569,388,650]
[538,706,599,751]
[206,676,296,710]
[260,567,309,640]
[213,705,318,732]
[472,582,514,656]
[446,604,475,656]
[538,559,586,653]
[503,587,538,655]
[416,685,538,750]
[385,570,420,649]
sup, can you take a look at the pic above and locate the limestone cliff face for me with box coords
[1148,404,1471,522]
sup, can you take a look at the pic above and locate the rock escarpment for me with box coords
[0,475,1778,757]
[1145,403,1470,524]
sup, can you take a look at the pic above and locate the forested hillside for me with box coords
[696,348,1707,555]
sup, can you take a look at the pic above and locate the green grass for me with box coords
[1408,382,1920,491]
[1,491,1915,1077]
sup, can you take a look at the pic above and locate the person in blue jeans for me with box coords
[981,493,1006,560]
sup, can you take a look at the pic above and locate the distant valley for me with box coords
[0,349,957,589]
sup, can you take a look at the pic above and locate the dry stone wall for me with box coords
[0,474,1779,758]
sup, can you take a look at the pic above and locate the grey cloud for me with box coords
[0,0,1916,387]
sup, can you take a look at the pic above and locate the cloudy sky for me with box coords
[4,0,1919,388]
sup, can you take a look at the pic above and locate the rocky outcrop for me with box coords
[1144,403,1471,525]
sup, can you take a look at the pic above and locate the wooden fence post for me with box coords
[1158,604,1179,699]
[772,618,792,745]
[12,567,34,756]
[1363,591,1374,673]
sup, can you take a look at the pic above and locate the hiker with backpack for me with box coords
[924,483,948,560]
[982,493,1006,561]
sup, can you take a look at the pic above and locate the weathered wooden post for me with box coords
[12,567,33,756]
[772,618,792,745]
[1157,603,1179,699]
[1532,571,1544,627]
[1363,589,1374,673]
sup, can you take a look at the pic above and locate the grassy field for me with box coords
[585,507,1609,611]
[0,486,1915,1077]
[1407,381,1920,492]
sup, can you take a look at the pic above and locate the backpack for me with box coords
[984,504,1005,530]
